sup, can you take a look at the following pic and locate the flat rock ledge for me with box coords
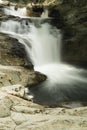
[0,66,87,130]
[0,90,87,130]
[0,65,46,87]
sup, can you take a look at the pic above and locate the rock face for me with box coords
[60,0,87,67]
[0,33,33,68]
[0,32,46,89]
[26,4,44,17]
[44,0,87,67]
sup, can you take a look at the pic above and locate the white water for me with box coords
[0,16,87,103]
[3,4,48,18]
[0,20,61,66]
[0,0,3,4]
[41,9,48,18]
[0,19,87,85]
[4,6,27,17]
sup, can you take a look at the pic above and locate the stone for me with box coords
[0,33,33,68]
[0,95,13,117]
[0,102,11,117]
[0,65,46,89]
[0,117,16,130]
[11,112,28,125]
[0,90,87,130]
[46,0,87,67]
[15,113,87,130]
[12,105,42,114]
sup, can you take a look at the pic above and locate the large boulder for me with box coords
[0,65,46,87]
[0,33,33,68]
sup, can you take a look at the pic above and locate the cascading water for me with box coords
[0,7,87,106]
[4,6,27,17]
[0,0,3,4]
[41,9,48,18]
[0,20,61,66]
[3,5,48,18]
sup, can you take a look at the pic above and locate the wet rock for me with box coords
[59,0,87,67]
[43,0,87,67]
[27,71,47,87]
[0,5,4,15]
[26,4,43,17]
[0,33,33,68]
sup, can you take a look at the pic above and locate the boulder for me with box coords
[0,33,33,68]
[0,65,46,87]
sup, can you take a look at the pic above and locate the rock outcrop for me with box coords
[0,65,46,87]
[0,33,33,68]
[0,90,87,130]
[26,3,44,17]
[0,29,47,91]
[41,0,87,67]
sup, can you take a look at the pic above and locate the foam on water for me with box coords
[35,64,87,84]
[41,9,48,18]
[0,0,3,4]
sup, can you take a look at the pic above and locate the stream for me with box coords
[0,3,87,106]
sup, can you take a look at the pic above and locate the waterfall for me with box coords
[0,7,87,105]
[3,5,49,18]
[0,20,61,66]
[41,9,48,18]
[0,0,3,4]
[4,6,27,17]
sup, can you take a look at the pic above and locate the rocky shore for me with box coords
[0,88,87,130]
